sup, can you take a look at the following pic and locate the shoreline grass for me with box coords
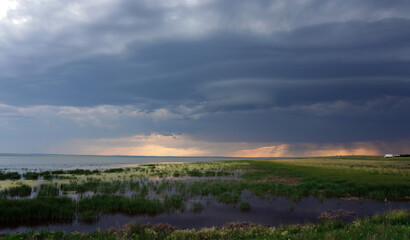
[0,197,75,225]
[1,210,408,239]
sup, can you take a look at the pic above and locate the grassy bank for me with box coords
[2,210,409,240]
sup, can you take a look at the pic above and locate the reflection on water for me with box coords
[1,195,408,233]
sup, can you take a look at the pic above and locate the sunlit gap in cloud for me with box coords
[0,0,29,24]
[48,133,410,157]
[0,0,18,20]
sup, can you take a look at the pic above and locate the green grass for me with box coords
[0,197,75,224]
[103,168,123,173]
[187,169,204,177]
[77,194,185,220]
[0,171,21,180]
[1,184,31,197]
[37,184,59,197]
[67,169,93,175]
[217,192,241,204]
[2,210,409,239]
[243,159,410,200]
[0,193,186,224]
[40,171,53,180]
[23,172,40,180]
[240,201,251,211]
[61,179,101,193]
[191,202,204,213]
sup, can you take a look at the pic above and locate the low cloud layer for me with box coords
[1,0,410,156]
[47,133,410,157]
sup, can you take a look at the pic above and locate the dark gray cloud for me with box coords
[0,0,410,154]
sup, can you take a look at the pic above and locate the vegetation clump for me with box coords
[240,201,251,211]
[191,202,204,213]
[0,171,20,180]
[37,184,59,197]
[217,192,241,204]
[40,171,53,180]
[1,184,31,197]
[0,197,75,224]
[23,172,40,180]
[103,168,123,173]
[67,169,93,175]
[1,210,409,240]
[77,195,185,220]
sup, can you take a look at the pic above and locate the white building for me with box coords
[384,154,393,158]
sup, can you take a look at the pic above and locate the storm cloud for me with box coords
[1,0,410,155]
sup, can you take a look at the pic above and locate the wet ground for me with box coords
[2,194,408,233]
[0,155,267,172]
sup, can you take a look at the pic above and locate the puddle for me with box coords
[1,196,408,233]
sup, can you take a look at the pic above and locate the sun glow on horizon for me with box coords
[46,133,404,158]
[95,144,207,157]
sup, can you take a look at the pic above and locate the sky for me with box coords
[1,0,410,157]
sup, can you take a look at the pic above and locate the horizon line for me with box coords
[0,153,383,158]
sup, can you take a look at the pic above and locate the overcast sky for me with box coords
[1,0,410,156]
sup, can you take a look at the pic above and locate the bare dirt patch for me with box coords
[244,165,301,185]
[318,209,356,220]
[340,194,360,201]
[256,175,300,186]
[222,222,267,230]
[266,176,300,185]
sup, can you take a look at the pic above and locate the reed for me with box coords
[78,195,165,216]
[217,192,241,204]
[40,171,53,180]
[191,202,204,213]
[187,169,203,177]
[1,184,31,197]
[0,171,20,180]
[67,169,93,175]
[60,180,101,193]
[240,201,251,211]
[0,197,75,224]
[103,168,123,173]
[37,184,59,197]
[163,194,185,211]
[23,172,40,180]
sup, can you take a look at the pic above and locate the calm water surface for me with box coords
[1,195,408,233]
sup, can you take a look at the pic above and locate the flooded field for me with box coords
[0,154,254,172]
[2,195,409,233]
[0,157,409,238]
